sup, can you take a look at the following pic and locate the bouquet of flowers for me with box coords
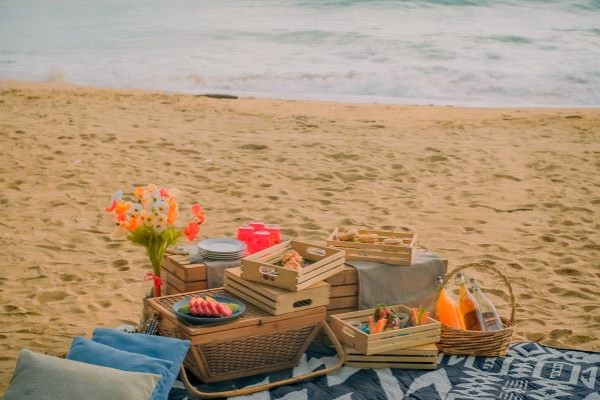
[106,184,205,297]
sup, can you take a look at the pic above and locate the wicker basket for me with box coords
[436,263,516,357]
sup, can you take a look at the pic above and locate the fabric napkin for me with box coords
[346,248,446,310]
[189,252,241,288]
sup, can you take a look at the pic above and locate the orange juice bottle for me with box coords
[435,276,465,329]
[455,272,485,331]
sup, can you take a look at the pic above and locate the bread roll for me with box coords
[282,250,302,264]
[284,259,302,271]
[337,228,358,241]
[358,233,379,243]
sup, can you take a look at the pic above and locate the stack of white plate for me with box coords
[197,238,246,260]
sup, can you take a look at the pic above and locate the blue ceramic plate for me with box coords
[172,295,246,325]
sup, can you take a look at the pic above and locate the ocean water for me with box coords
[0,0,599,106]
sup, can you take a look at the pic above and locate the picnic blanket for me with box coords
[167,342,599,399]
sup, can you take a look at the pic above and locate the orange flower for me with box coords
[184,221,199,241]
[191,204,205,224]
[105,200,117,212]
[160,188,171,199]
[166,198,178,224]
[134,186,145,200]
[126,215,142,232]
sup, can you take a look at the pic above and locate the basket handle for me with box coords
[437,262,516,323]
[179,321,345,399]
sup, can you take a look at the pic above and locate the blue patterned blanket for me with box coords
[168,342,599,399]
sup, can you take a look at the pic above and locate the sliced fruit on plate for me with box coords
[183,296,235,318]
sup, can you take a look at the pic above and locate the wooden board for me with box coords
[241,240,345,291]
[224,267,330,315]
[329,305,441,355]
[327,228,416,266]
[345,343,438,370]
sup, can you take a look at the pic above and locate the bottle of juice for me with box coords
[435,276,465,329]
[455,272,485,331]
[469,278,504,331]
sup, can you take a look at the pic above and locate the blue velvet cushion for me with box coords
[92,327,190,400]
[67,336,173,400]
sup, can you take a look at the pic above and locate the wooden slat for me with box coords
[328,296,358,309]
[163,254,207,282]
[330,284,358,298]
[325,266,358,285]
[162,268,207,293]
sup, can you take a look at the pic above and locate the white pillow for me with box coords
[5,349,161,400]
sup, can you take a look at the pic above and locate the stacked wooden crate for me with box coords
[330,305,441,370]
[162,254,207,295]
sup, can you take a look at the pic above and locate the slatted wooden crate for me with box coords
[329,305,441,355]
[325,266,359,317]
[327,228,417,266]
[145,288,326,383]
[162,254,207,295]
[224,267,330,315]
[241,240,345,291]
[345,343,438,370]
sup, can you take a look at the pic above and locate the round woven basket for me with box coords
[436,263,516,357]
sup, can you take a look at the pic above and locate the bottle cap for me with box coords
[435,276,444,287]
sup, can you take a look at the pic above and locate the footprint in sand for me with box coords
[112,259,130,271]
[37,291,68,303]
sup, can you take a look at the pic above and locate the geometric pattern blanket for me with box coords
[168,342,600,399]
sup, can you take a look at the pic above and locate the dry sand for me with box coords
[0,80,599,391]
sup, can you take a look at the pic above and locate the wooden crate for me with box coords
[162,254,207,295]
[325,266,359,317]
[327,228,417,266]
[329,305,441,355]
[241,240,345,291]
[224,267,330,315]
[345,343,438,370]
[145,288,325,383]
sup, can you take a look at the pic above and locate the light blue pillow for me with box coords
[67,336,173,400]
[92,327,190,400]
[5,349,161,400]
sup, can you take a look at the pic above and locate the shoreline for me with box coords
[1,80,599,392]
[3,79,600,110]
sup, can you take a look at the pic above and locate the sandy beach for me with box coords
[0,80,599,391]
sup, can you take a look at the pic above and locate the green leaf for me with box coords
[178,305,190,315]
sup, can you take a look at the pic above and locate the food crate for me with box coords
[241,240,345,291]
[327,228,416,266]
[324,266,359,317]
[344,343,438,370]
[162,254,207,295]
[224,267,330,315]
[144,288,326,383]
[329,305,441,355]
